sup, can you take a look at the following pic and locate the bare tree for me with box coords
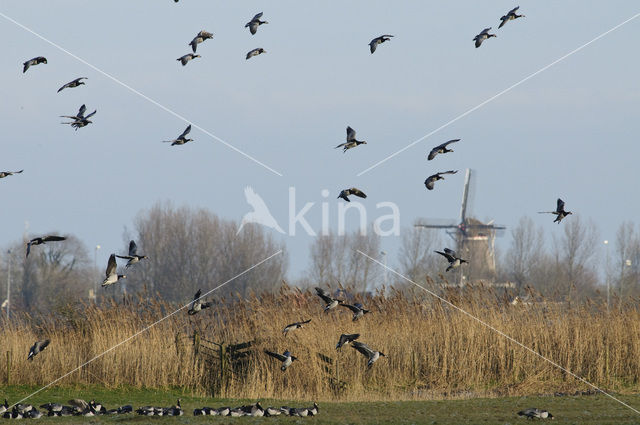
[504,216,544,292]
[615,222,640,297]
[398,225,442,284]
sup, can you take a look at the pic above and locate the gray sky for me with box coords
[2,1,639,279]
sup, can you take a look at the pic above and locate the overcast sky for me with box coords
[1,1,639,281]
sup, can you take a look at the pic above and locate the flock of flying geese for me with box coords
[4,4,566,421]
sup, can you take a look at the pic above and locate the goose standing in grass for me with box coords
[60,104,96,130]
[473,27,496,48]
[315,287,344,312]
[0,399,8,415]
[539,198,572,223]
[435,248,467,272]
[499,6,525,28]
[27,339,50,360]
[264,349,297,371]
[163,124,193,146]
[177,53,200,66]
[0,169,23,179]
[57,77,87,93]
[164,399,183,416]
[351,341,386,368]
[337,187,367,202]
[340,302,370,321]
[188,289,212,315]
[425,170,457,190]
[101,254,126,287]
[282,319,311,336]
[23,56,47,73]
[307,402,319,416]
[189,30,213,53]
[518,408,553,419]
[369,35,393,54]
[26,235,66,258]
[335,126,367,152]
[245,12,268,35]
[336,333,360,349]
[428,139,460,161]
[246,48,266,60]
[116,240,148,268]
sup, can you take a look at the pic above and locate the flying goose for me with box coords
[428,139,460,161]
[539,198,572,223]
[245,12,268,35]
[115,240,148,268]
[473,27,496,48]
[60,104,96,130]
[101,254,126,287]
[282,319,311,336]
[336,333,360,349]
[57,77,87,93]
[0,169,23,179]
[340,303,370,321]
[26,235,66,258]
[23,56,47,73]
[338,187,367,202]
[425,170,457,190]
[189,30,213,53]
[369,35,393,54]
[351,341,386,368]
[264,349,297,371]
[315,287,343,312]
[177,53,200,66]
[188,289,212,315]
[246,47,266,60]
[518,408,553,419]
[499,6,525,28]
[435,248,467,272]
[163,124,193,145]
[335,126,367,152]
[28,339,50,360]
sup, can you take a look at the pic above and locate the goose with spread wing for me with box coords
[369,35,393,54]
[473,27,496,48]
[499,6,525,28]
[351,341,385,368]
[340,302,370,321]
[163,124,193,145]
[26,235,66,258]
[338,188,367,202]
[336,333,360,349]
[188,289,212,315]
[116,240,148,268]
[282,319,311,336]
[101,254,126,287]
[177,53,200,66]
[245,12,268,35]
[23,56,47,73]
[335,126,367,152]
[425,170,457,190]
[264,350,297,371]
[435,248,467,272]
[539,198,572,223]
[0,169,23,179]
[428,139,460,161]
[189,30,213,53]
[57,77,87,93]
[28,339,50,361]
[315,287,343,312]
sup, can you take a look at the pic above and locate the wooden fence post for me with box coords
[219,343,226,397]
[6,350,11,385]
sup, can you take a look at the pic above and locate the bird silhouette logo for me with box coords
[237,186,285,235]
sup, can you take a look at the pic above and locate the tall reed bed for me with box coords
[1,285,639,401]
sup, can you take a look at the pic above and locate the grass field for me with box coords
[2,386,640,424]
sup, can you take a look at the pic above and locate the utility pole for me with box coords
[93,245,100,303]
[6,249,11,320]
[604,240,610,312]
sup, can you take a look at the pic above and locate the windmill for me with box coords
[415,169,505,283]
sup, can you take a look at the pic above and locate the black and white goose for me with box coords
[518,408,553,419]
[264,349,297,371]
[425,170,457,190]
[473,27,496,48]
[246,48,266,60]
[164,399,183,416]
[315,287,343,312]
[189,30,213,53]
[307,402,319,416]
[177,53,200,66]
[340,302,370,321]
[337,187,367,202]
[60,104,96,130]
[23,56,47,73]
[0,169,23,179]
[428,139,460,161]
[499,6,525,28]
[188,289,212,315]
[0,399,9,415]
[336,333,360,349]
[57,77,87,93]
[115,240,148,268]
[351,341,386,368]
[163,124,193,146]
[335,126,367,152]
[282,319,311,336]
[101,254,126,287]
[369,35,393,54]
[245,12,268,35]
[26,235,66,258]
[538,198,572,223]
[28,339,50,361]
[434,248,467,272]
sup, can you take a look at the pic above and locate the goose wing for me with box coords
[348,188,367,199]
[508,6,520,14]
[556,198,565,212]
[424,175,437,190]
[439,170,458,176]
[105,254,117,277]
[252,12,264,20]
[77,104,87,118]
[346,126,356,141]
[128,240,138,256]
[443,247,458,258]
[248,21,259,34]
[42,235,66,242]
[264,350,287,362]
[293,319,311,326]
[351,341,374,358]
[315,287,334,304]
[340,303,360,313]
[178,124,191,139]
[435,250,455,262]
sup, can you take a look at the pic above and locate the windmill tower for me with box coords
[415,169,505,284]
